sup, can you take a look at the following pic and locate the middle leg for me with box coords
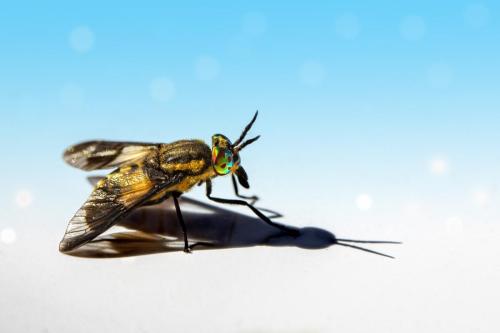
[172,194,191,253]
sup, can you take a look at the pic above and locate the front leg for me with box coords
[205,180,299,237]
[232,174,283,218]
[231,174,259,204]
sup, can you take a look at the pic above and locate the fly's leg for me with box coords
[231,175,283,218]
[231,174,259,204]
[172,193,191,253]
[258,208,283,219]
[206,180,299,237]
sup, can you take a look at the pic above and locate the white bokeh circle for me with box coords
[429,157,448,175]
[16,189,33,208]
[69,26,95,53]
[356,194,373,211]
[1,228,17,244]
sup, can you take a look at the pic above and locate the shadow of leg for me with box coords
[66,195,399,259]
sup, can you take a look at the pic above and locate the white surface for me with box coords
[1,186,499,333]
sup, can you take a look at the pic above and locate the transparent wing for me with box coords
[63,140,160,171]
[59,163,182,252]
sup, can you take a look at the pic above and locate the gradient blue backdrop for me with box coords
[0,0,497,229]
[1,1,498,220]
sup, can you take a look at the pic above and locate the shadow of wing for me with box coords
[66,196,398,259]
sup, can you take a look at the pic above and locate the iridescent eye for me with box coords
[212,147,234,175]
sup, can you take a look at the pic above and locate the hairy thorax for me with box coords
[158,139,215,193]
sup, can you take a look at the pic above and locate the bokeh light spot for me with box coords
[1,228,17,244]
[69,26,95,53]
[356,194,373,211]
[16,189,33,208]
[429,158,448,175]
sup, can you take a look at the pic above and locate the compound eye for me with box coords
[212,147,234,175]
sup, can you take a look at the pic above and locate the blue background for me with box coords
[2,1,499,227]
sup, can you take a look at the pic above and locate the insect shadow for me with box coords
[67,195,397,259]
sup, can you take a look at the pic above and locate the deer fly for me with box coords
[59,111,300,253]
[60,111,399,257]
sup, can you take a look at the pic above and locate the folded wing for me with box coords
[63,140,159,171]
[59,163,181,252]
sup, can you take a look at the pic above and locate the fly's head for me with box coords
[211,111,260,188]
[211,134,240,175]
